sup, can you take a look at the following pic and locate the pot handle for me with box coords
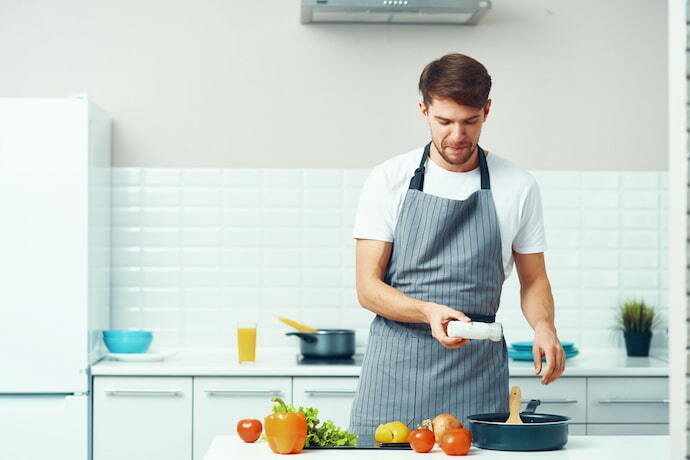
[285,332,317,344]
[523,399,541,414]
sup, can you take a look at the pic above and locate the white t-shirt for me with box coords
[352,146,547,279]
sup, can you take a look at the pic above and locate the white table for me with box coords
[204,435,669,459]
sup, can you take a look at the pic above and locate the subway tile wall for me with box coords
[111,168,669,351]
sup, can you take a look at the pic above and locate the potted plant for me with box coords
[615,299,658,357]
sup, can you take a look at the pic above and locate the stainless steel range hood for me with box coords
[300,0,491,25]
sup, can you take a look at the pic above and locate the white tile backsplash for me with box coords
[223,169,262,186]
[222,188,262,208]
[144,169,182,186]
[111,168,669,350]
[581,171,619,189]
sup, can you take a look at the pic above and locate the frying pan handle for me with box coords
[285,332,317,343]
[523,399,541,414]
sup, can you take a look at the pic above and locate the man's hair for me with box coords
[418,53,492,110]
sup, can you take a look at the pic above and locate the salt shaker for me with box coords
[447,320,503,342]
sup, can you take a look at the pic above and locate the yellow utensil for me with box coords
[277,317,318,333]
[505,386,524,424]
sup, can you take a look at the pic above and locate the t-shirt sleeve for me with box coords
[512,179,547,253]
[351,166,397,242]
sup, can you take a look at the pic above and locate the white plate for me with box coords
[105,351,176,362]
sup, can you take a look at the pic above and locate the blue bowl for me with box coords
[104,330,152,337]
[511,341,575,351]
[508,346,580,361]
[103,330,153,353]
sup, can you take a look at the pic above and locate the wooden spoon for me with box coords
[277,317,318,333]
[505,386,524,424]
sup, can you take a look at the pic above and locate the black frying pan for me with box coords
[467,399,570,451]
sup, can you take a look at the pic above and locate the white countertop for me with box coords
[203,435,669,460]
[91,347,668,377]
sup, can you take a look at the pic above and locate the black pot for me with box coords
[468,400,569,451]
[286,329,355,358]
[624,331,652,357]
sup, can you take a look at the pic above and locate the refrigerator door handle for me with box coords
[0,392,84,397]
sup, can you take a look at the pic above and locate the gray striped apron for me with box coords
[349,142,508,436]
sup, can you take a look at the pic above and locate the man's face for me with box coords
[420,97,491,168]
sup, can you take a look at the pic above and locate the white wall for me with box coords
[0,0,667,169]
[110,167,669,351]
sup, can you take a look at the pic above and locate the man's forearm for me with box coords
[357,277,431,323]
[520,276,556,332]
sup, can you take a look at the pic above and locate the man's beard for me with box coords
[431,139,477,166]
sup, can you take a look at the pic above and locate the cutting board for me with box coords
[303,436,411,450]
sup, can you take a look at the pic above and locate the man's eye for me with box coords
[439,121,450,125]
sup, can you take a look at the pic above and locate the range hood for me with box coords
[300,0,491,25]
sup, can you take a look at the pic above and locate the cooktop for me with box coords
[296,353,364,366]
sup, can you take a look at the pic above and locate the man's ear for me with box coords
[483,99,492,120]
[419,101,429,120]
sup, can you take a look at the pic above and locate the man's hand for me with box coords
[422,302,471,349]
[532,323,565,385]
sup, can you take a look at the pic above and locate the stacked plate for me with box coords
[508,341,580,361]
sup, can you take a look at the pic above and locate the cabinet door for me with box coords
[509,377,586,423]
[587,424,669,435]
[292,377,358,429]
[93,376,192,460]
[587,377,668,423]
[193,377,291,460]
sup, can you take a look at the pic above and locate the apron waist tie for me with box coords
[465,313,496,323]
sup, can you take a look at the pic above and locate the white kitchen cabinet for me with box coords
[193,377,292,460]
[586,424,669,435]
[292,377,359,429]
[587,377,668,424]
[510,377,586,423]
[91,372,671,459]
[93,376,192,460]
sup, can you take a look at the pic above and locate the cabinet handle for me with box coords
[520,399,578,404]
[304,389,357,396]
[104,388,182,396]
[204,389,283,396]
[598,399,669,404]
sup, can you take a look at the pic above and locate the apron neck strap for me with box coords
[477,144,490,190]
[408,142,491,191]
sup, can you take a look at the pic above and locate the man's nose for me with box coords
[450,124,465,139]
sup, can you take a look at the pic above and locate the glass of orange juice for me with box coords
[237,322,257,364]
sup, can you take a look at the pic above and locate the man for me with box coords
[348,53,565,437]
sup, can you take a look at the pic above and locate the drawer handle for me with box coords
[304,389,357,396]
[204,389,283,396]
[104,388,182,396]
[520,399,578,404]
[598,399,669,404]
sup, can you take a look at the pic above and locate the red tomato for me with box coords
[408,428,435,453]
[439,428,472,456]
[236,419,262,443]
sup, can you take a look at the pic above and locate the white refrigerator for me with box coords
[0,97,111,460]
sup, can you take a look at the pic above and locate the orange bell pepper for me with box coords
[264,397,308,454]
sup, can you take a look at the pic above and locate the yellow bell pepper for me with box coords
[264,397,307,454]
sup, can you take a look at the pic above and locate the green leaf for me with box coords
[615,298,660,333]
[266,398,358,447]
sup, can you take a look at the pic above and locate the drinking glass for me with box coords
[237,322,257,364]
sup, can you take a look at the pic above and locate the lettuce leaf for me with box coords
[270,400,358,447]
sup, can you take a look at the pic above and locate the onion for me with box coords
[431,413,462,441]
